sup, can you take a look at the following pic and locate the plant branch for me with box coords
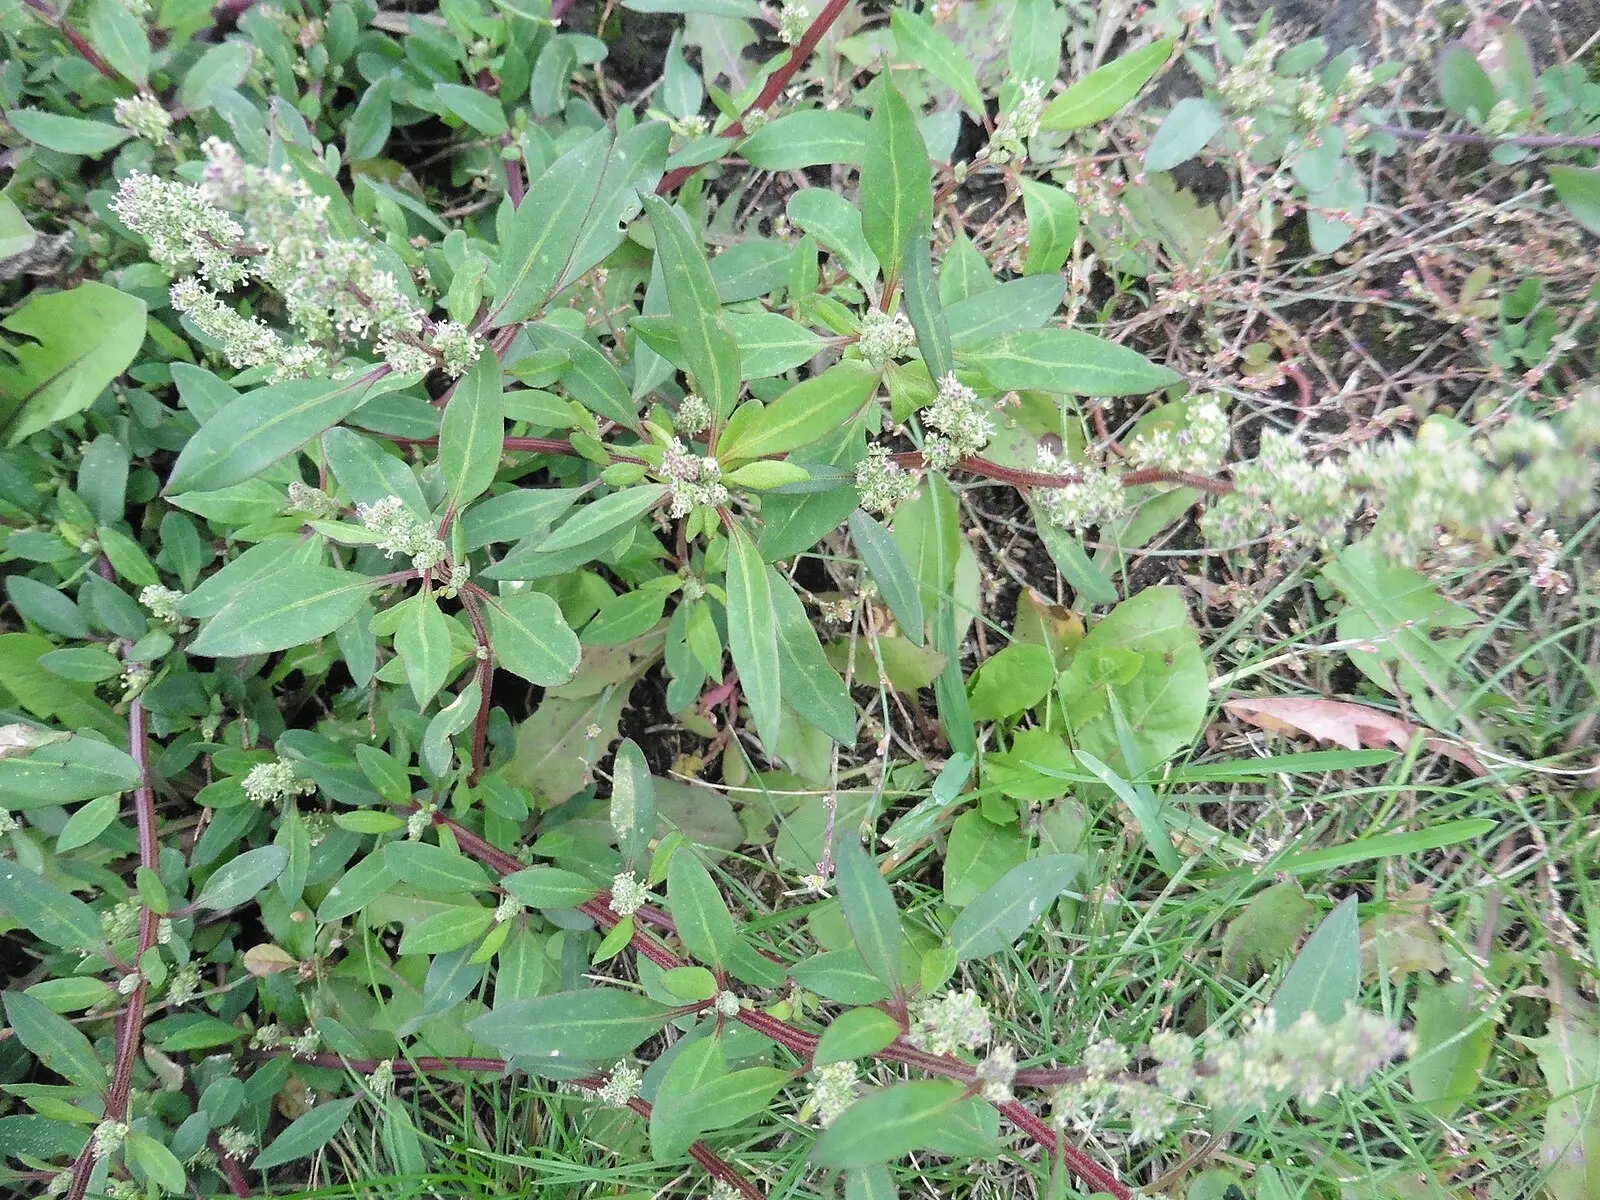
[997,1099,1132,1200]
[456,588,495,784]
[1372,121,1600,150]
[891,452,1235,496]
[64,699,161,1200]
[21,0,121,81]
[655,0,851,195]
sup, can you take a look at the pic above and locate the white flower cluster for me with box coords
[286,481,342,520]
[1127,400,1230,475]
[854,444,916,514]
[102,897,141,941]
[139,583,187,626]
[660,440,729,518]
[805,1060,858,1126]
[922,373,994,469]
[676,393,712,435]
[356,496,449,573]
[92,1120,129,1159]
[217,1126,257,1160]
[598,1060,643,1107]
[857,309,915,368]
[166,962,202,1007]
[907,988,992,1057]
[988,79,1046,164]
[113,95,172,144]
[975,1043,1018,1103]
[367,1059,396,1099]
[1217,37,1283,113]
[714,990,741,1017]
[777,0,809,44]
[609,870,649,917]
[242,757,316,807]
[493,896,520,923]
[251,1023,321,1056]
[1034,445,1127,532]
[113,140,481,380]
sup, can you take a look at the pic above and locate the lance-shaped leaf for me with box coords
[718,361,879,462]
[0,737,140,810]
[641,194,740,420]
[1040,38,1174,131]
[848,510,924,646]
[668,850,737,967]
[859,76,932,286]
[724,521,782,749]
[4,990,106,1092]
[483,591,582,687]
[901,232,952,382]
[253,1097,360,1171]
[834,834,905,996]
[964,328,1179,397]
[610,739,655,866]
[188,567,376,658]
[492,131,612,327]
[949,853,1082,960]
[770,567,856,746]
[469,988,672,1061]
[0,861,104,951]
[812,1081,967,1168]
[439,352,503,511]
[890,8,984,114]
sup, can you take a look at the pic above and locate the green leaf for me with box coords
[345,77,393,160]
[891,472,959,617]
[56,792,121,851]
[650,1037,728,1159]
[3,990,107,1092]
[7,577,89,638]
[660,965,717,1001]
[440,352,504,511]
[690,1065,791,1134]
[253,1096,360,1170]
[846,1166,897,1200]
[1075,749,1181,875]
[1019,180,1079,275]
[469,988,672,1061]
[87,0,151,82]
[1270,895,1359,1028]
[1408,979,1495,1117]
[125,1129,185,1194]
[433,82,507,135]
[4,110,130,156]
[541,484,667,554]
[890,8,984,114]
[668,849,737,967]
[316,853,397,922]
[787,189,880,289]
[383,840,491,894]
[395,594,453,708]
[1550,166,1600,236]
[1143,96,1226,171]
[964,328,1178,397]
[195,846,290,909]
[967,642,1055,721]
[400,904,495,955]
[848,510,924,647]
[634,311,824,381]
[0,282,145,444]
[812,1081,966,1168]
[165,374,389,495]
[492,131,612,327]
[610,739,656,866]
[1437,44,1497,123]
[815,1006,902,1065]
[725,521,783,749]
[948,853,1081,961]
[0,862,102,952]
[423,684,477,774]
[482,590,582,687]
[1041,38,1174,130]
[901,233,953,382]
[771,567,856,745]
[0,736,140,809]
[181,41,254,111]
[1219,881,1313,981]
[1520,961,1600,1200]
[789,949,892,1004]
[324,426,429,515]
[719,361,879,462]
[860,76,932,286]
[188,566,375,657]
[834,834,904,996]
[740,110,870,169]
[523,322,642,431]
[642,195,741,420]
[945,275,1064,346]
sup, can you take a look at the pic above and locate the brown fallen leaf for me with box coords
[1223,696,1485,776]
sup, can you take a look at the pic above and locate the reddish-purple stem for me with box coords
[998,1099,1133,1200]
[456,588,495,783]
[21,0,121,80]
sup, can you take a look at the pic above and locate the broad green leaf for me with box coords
[901,233,953,382]
[179,535,323,621]
[610,739,655,866]
[383,840,491,894]
[719,361,879,462]
[1437,44,1497,122]
[690,1066,791,1134]
[661,965,718,1001]
[87,0,150,82]
[1408,979,1494,1117]
[770,567,856,745]
[848,510,924,646]
[124,1130,185,1195]
[440,352,504,511]
[56,792,121,851]
[1008,0,1062,86]
[724,521,782,749]
[787,189,880,289]
[317,854,397,922]
[3,990,107,1092]
[964,328,1178,397]
[395,594,453,707]
[413,683,473,772]
[668,848,738,967]
[165,374,389,495]
[4,110,131,156]
[789,948,892,1003]
[0,282,145,444]
[253,1096,360,1170]
[483,589,582,687]
[650,1037,728,1159]
[846,1166,897,1200]
[948,854,1081,960]
[891,473,959,617]
[642,195,741,419]
[433,82,507,135]
[195,846,290,909]
[181,41,254,111]
[859,76,932,285]
[188,567,375,657]
[633,311,824,381]
[967,642,1055,721]
[945,275,1064,346]
[943,809,1026,906]
[1144,96,1226,171]
[811,1081,966,1168]
[540,484,667,554]
[469,988,672,1061]
[1020,180,1079,275]
[460,486,582,550]
[399,904,496,955]
[0,737,140,809]
[815,1006,901,1065]
[324,426,429,514]
[523,322,642,431]
[740,110,870,169]
[1041,38,1174,130]
[1270,896,1360,1027]
[345,77,393,160]
[1550,166,1600,236]
[890,8,984,114]
[834,834,904,996]
[1219,881,1313,981]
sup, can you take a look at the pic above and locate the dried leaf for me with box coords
[1224,697,1484,775]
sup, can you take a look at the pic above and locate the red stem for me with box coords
[893,452,1234,496]
[1373,121,1600,149]
[655,0,851,195]
[998,1099,1132,1200]
[457,588,495,784]
[64,700,161,1200]
[21,0,121,81]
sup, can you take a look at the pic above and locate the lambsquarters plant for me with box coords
[1,0,1590,1198]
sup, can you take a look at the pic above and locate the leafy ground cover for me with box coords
[0,1,1597,1199]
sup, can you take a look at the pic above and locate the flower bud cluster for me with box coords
[166,962,202,1007]
[922,374,994,469]
[777,0,810,45]
[987,80,1046,165]
[661,440,730,518]
[857,309,916,368]
[854,444,917,514]
[1034,446,1127,531]
[139,583,187,626]
[217,1126,257,1160]
[356,496,449,573]
[804,1060,858,1126]
[242,757,316,807]
[1217,37,1283,113]
[907,988,992,1056]
[609,870,649,917]
[1127,400,1230,475]
[287,481,343,520]
[676,393,712,434]
[113,95,172,144]
[598,1060,643,1107]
